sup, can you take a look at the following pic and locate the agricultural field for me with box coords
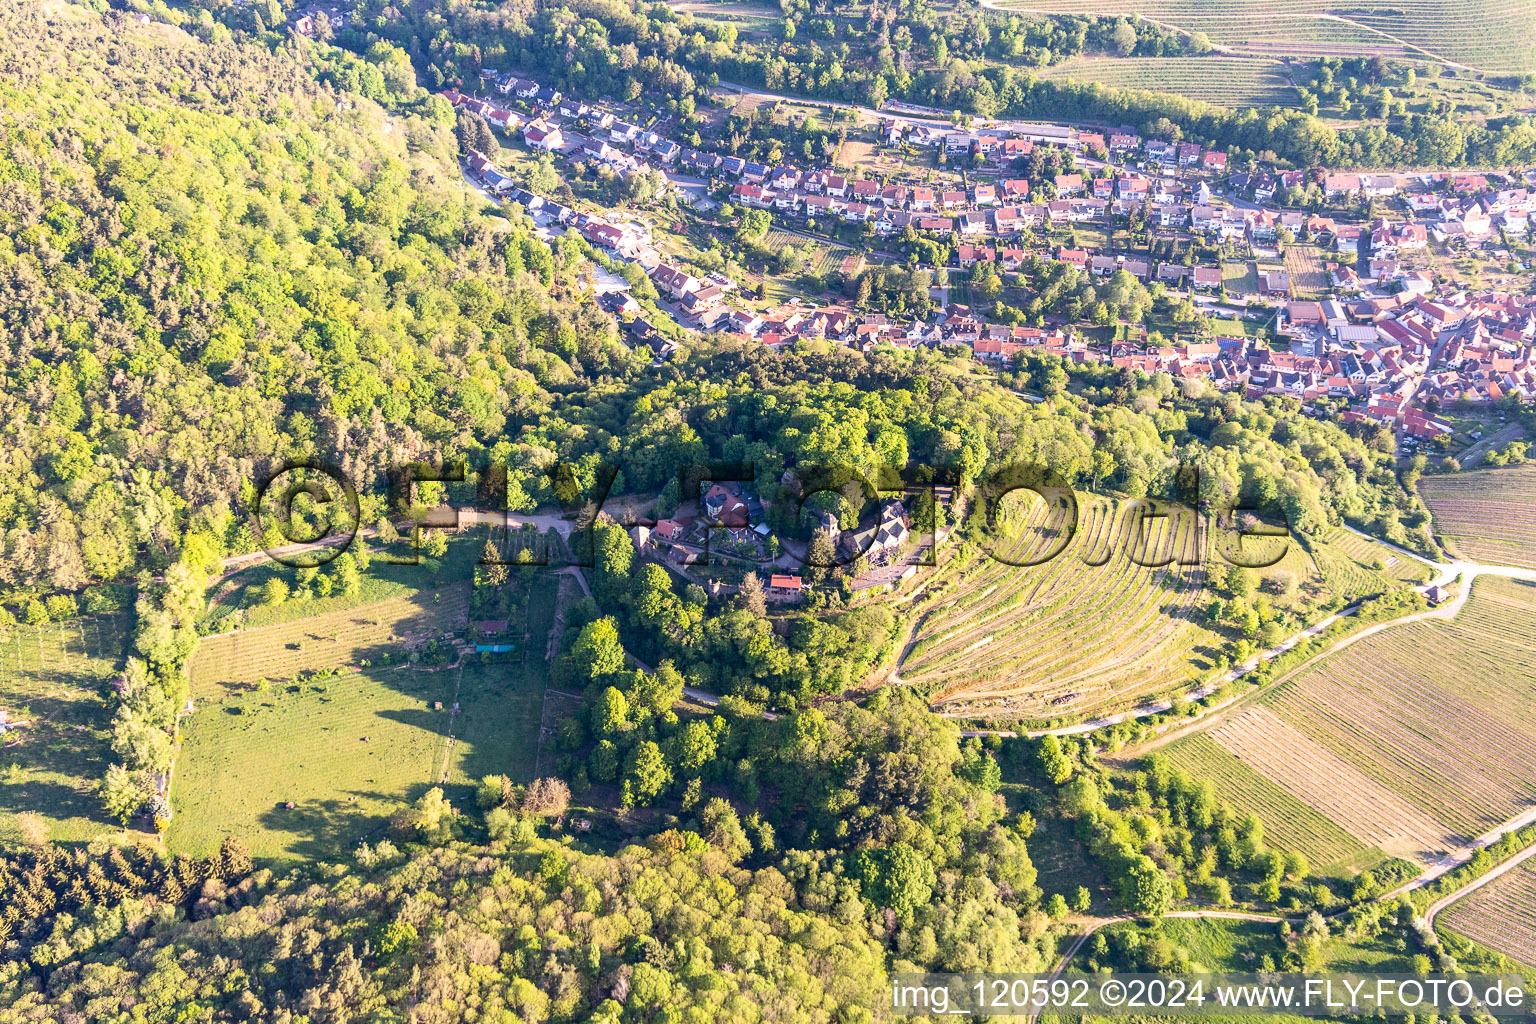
[1163,734,1378,874]
[1309,526,1432,596]
[992,0,1536,73]
[0,614,129,844]
[169,572,560,862]
[1440,861,1536,969]
[1283,244,1331,299]
[1165,576,1536,866]
[900,491,1428,722]
[1038,56,1300,108]
[1419,464,1536,570]
[189,586,473,698]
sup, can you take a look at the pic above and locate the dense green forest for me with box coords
[0,0,634,606]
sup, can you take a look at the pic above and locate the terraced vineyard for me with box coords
[1440,861,1536,968]
[900,490,1428,721]
[1164,576,1536,865]
[990,0,1536,73]
[1310,526,1432,598]
[1038,56,1300,108]
[902,493,1219,720]
[1419,464,1536,571]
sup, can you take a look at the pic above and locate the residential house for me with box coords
[523,121,563,151]
[1261,270,1291,296]
[1002,179,1031,200]
[1192,266,1223,292]
[766,574,804,603]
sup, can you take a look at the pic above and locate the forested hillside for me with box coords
[0,5,1494,1019]
[1,692,1062,1022]
[0,0,633,597]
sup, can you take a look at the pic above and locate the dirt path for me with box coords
[1024,837,1536,1024]
[434,664,466,785]
[956,531,1536,742]
[1423,840,1536,929]
[1384,804,1536,907]
[1022,909,1296,1023]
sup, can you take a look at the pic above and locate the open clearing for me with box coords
[1164,576,1536,865]
[169,572,559,862]
[991,0,1536,74]
[1419,463,1536,571]
[0,614,128,844]
[1038,56,1299,108]
[1440,861,1536,969]
[168,667,454,862]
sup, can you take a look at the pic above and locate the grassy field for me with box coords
[1440,861,1536,969]
[203,533,485,632]
[1309,526,1431,597]
[993,0,1536,73]
[0,614,129,844]
[901,493,1427,722]
[1039,56,1299,108]
[667,0,780,32]
[1164,576,1536,866]
[1419,463,1536,570]
[169,572,560,863]
[1223,261,1260,296]
[1043,917,1412,1023]
[189,587,473,697]
[168,666,454,862]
